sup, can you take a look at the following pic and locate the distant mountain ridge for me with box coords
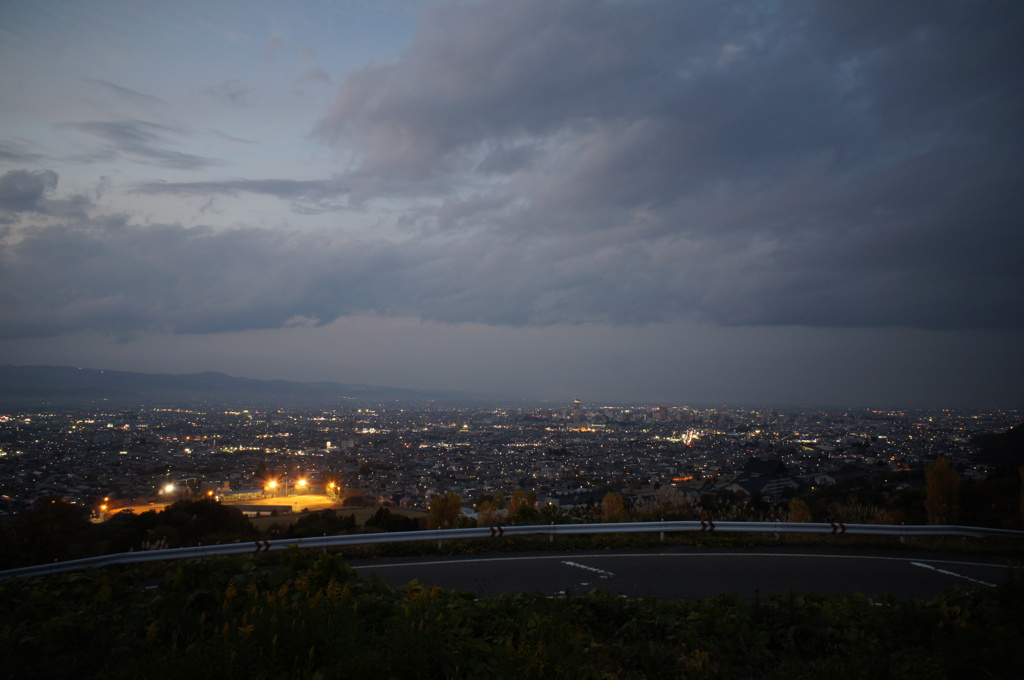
[0,365,462,407]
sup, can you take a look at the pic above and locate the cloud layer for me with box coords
[2,0,1023,342]
[62,120,221,170]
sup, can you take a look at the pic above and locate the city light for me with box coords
[1,401,1016,536]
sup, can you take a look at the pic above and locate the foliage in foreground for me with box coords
[3,552,1024,680]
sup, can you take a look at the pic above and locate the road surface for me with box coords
[347,546,1011,600]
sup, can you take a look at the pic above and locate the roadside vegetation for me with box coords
[3,550,1023,679]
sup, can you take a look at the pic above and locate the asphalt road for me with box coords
[348,547,1013,600]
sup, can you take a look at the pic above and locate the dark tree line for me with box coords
[0,497,256,569]
[0,499,434,569]
[270,506,423,539]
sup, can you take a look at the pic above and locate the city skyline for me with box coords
[2,1,1022,409]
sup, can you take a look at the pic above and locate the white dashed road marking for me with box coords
[561,560,615,579]
[911,561,995,587]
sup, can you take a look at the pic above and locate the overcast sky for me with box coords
[1,0,1022,409]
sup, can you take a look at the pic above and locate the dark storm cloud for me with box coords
[4,198,1020,342]
[4,1,1022,341]
[64,120,221,169]
[0,169,91,222]
[312,0,1024,331]
[0,169,57,213]
[0,211,422,338]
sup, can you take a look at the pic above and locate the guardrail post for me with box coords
[437,531,443,550]
[900,522,906,545]
[549,522,554,543]
[660,519,665,542]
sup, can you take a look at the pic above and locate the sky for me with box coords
[1,0,1022,409]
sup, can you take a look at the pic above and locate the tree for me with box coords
[427,492,462,529]
[288,509,357,538]
[788,497,812,523]
[365,507,421,532]
[508,489,541,524]
[958,473,1020,529]
[925,456,960,525]
[601,492,626,522]
[539,502,569,524]
[474,491,506,510]
[110,498,256,550]
[255,459,273,487]
[509,489,535,514]
[12,497,92,564]
[477,500,502,527]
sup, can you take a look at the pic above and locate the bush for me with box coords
[3,552,1023,679]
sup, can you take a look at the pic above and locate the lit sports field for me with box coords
[102,494,425,530]
[224,493,340,513]
[103,493,339,517]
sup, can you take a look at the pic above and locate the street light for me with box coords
[164,483,175,494]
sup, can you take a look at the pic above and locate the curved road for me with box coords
[348,547,1012,600]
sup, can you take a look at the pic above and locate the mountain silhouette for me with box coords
[0,365,462,407]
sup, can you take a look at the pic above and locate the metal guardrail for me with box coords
[2,520,1021,580]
